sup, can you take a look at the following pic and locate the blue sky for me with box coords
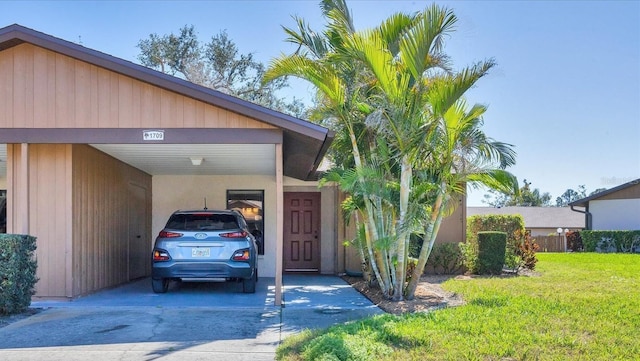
[2,0,639,206]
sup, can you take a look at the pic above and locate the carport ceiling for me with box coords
[91,144,275,176]
[0,144,277,177]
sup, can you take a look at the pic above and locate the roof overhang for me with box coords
[569,178,640,208]
[0,24,334,181]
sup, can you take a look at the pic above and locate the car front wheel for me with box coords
[242,271,257,293]
[152,278,169,293]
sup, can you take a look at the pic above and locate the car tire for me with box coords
[242,271,257,293]
[152,278,169,293]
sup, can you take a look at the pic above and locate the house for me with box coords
[569,178,640,230]
[467,206,585,236]
[0,24,464,304]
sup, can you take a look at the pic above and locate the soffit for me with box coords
[90,144,275,176]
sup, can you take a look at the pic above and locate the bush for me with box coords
[467,215,525,253]
[566,231,583,252]
[477,232,507,275]
[465,215,526,274]
[581,230,640,253]
[0,234,38,315]
[459,241,478,274]
[427,243,463,274]
[519,235,539,270]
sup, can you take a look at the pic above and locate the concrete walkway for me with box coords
[0,275,382,360]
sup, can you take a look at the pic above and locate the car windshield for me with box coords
[166,213,239,231]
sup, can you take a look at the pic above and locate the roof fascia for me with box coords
[568,178,640,207]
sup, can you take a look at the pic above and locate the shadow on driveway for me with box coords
[0,275,382,360]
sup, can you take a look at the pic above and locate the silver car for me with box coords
[151,209,258,293]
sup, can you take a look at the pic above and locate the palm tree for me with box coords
[266,0,518,301]
[264,0,397,296]
[404,98,517,298]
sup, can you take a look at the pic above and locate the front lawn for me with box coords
[277,253,640,360]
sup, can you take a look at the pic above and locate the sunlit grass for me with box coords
[276,253,640,360]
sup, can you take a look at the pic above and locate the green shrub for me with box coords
[0,234,38,315]
[464,215,525,274]
[477,231,507,275]
[467,214,525,253]
[427,243,463,274]
[459,241,478,274]
[581,230,640,253]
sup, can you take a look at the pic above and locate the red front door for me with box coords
[284,192,320,272]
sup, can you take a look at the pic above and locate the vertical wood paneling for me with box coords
[183,97,196,127]
[25,144,72,297]
[0,48,14,127]
[33,48,48,126]
[13,47,26,127]
[109,72,119,127]
[97,66,110,127]
[55,53,74,127]
[88,65,99,127]
[0,43,276,130]
[71,144,152,296]
[74,61,91,127]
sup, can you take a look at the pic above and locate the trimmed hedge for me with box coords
[464,215,526,272]
[477,231,507,275]
[581,230,640,253]
[0,234,38,315]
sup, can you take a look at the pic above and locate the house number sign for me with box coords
[143,130,165,141]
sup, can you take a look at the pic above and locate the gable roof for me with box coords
[0,24,334,181]
[467,206,585,229]
[569,178,640,207]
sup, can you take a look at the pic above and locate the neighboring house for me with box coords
[0,25,464,303]
[467,206,585,236]
[569,178,640,230]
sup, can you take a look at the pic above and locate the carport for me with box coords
[0,24,334,305]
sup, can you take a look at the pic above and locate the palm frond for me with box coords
[427,59,496,116]
[399,4,457,80]
[264,55,345,105]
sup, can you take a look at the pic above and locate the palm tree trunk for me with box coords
[404,183,447,299]
[352,212,370,282]
[392,155,412,301]
[347,124,391,295]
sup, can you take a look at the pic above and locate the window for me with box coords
[227,190,264,255]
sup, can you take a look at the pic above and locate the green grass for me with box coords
[277,253,640,360]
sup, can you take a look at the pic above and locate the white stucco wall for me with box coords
[153,175,278,277]
[591,199,640,230]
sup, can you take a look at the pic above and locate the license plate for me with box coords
[191,248,210,257]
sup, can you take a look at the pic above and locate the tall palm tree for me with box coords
[266,0,518,301]
[341,4,518,299]
[404,98,517,298]
[264,0,397,296]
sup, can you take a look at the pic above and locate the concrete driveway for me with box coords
[0,275,382,360]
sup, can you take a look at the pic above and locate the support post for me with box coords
[275,143,284,306]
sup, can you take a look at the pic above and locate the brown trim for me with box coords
[0,128,283,144]
[569,178,640,207]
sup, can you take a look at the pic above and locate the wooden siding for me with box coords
[596,182,640,201]
[11,144,73,298]
[72,145,152,296]
[0,43,276,130]
[338,190,466,274]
